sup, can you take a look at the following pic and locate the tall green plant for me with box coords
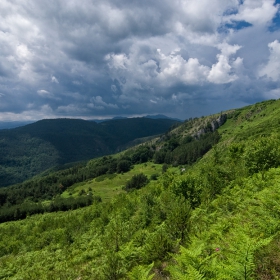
[244,134,280,178]
[127,263,154,280]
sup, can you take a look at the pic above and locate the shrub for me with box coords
[244,135,280,177]
[117,160,132,173]
[125,173,149,191]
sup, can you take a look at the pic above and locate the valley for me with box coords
[0,117,179,187]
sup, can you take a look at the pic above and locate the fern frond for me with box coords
[127,263,154,280]
[187,265,205,280]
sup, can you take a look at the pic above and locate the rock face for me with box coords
[211,114,227,131]
[194,114,227,138]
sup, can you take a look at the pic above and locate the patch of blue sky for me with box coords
[268,5,280,32]
[217,20,252,34]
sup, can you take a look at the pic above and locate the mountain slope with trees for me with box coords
[0,117,179,187]
[1,99,280,279]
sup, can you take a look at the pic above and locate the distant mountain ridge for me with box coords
[0,121,34,130]
[0,117,179,187]
[144,114,182,122]
[91,114,182,123]
[0,115,182,129]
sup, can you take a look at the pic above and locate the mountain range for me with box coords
[0,117,180,187]
[0,115,182,129]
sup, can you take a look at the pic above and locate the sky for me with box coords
[0,0,280,121]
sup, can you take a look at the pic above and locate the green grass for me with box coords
[218,99,280,141]
[62,162,163,202]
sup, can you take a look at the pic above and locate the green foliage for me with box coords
[127,263,154,280]
[168,168,280,279]
[101,251,126,279]
[255,234,280,279]
[0,118,179,187]
[244,134,280,177]
[168,244,207,279]
[162,193,192,243]
[150,173,159,180]
[153,131,220,166]
[169,175,201,208]
[125,173,149,191]
[141,223,174,263]
[130,145,154,164]
[2,99,280,279]
[153,149,167,164]
[0,194,99,223]
[162,163,169,173]
[117,159,132,173]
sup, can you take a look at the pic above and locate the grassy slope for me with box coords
[219,99,280,139]
[176,99,280,279]
[1,99,280,279]
[62,162,164,202]
[170,168,280,279]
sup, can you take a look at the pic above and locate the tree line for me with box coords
[0,127,221,223]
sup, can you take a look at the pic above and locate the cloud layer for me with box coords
[0,0,280,121]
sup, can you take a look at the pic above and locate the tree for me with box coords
[163,194,192,243]
[131,146,154,164]
[117,160,132,173]
[244,135,280,178]
[153,150,166,164]
[125,173,149,191]
[170,175,201,209]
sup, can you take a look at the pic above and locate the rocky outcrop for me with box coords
[193,114,227,138]
[211,114,227,131]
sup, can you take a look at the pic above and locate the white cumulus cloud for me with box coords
[259,40,280,81]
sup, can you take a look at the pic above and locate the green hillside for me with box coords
[1,99,280,279]
[0,117,179,187]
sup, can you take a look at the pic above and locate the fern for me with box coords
[168,243,208,279]
[127,263,154,280]
[187,265,205,280]
[216,234,273,280]
[169,264,205,280]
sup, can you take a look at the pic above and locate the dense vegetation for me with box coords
[0,124,219,223]
[1,99,280,279]
[0,117,179,187]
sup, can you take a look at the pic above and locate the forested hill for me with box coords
[0,117,179,187]
[1,99,280,278]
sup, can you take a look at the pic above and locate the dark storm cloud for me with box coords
[0,0,279,121]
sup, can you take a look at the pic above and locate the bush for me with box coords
[125,173,149,191]
[150,173,159,181]
[244,135,280,177]
[162,164,169,173]
[117,160,132,173]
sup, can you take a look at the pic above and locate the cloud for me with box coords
[37,89,51,96]
[207,52,242,84]
[156,49,210,85]
[89,96,119,109]
[51,76,59,83]
[37,89,61,102]
[106,43,242,90]
[0,0,279,121]
[259,40,280,81]
[225,0,278,26]
[0,104,54,122]
[265,88,280,99]
[57,104,88,114]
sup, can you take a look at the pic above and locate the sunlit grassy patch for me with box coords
[62,162,163,202]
